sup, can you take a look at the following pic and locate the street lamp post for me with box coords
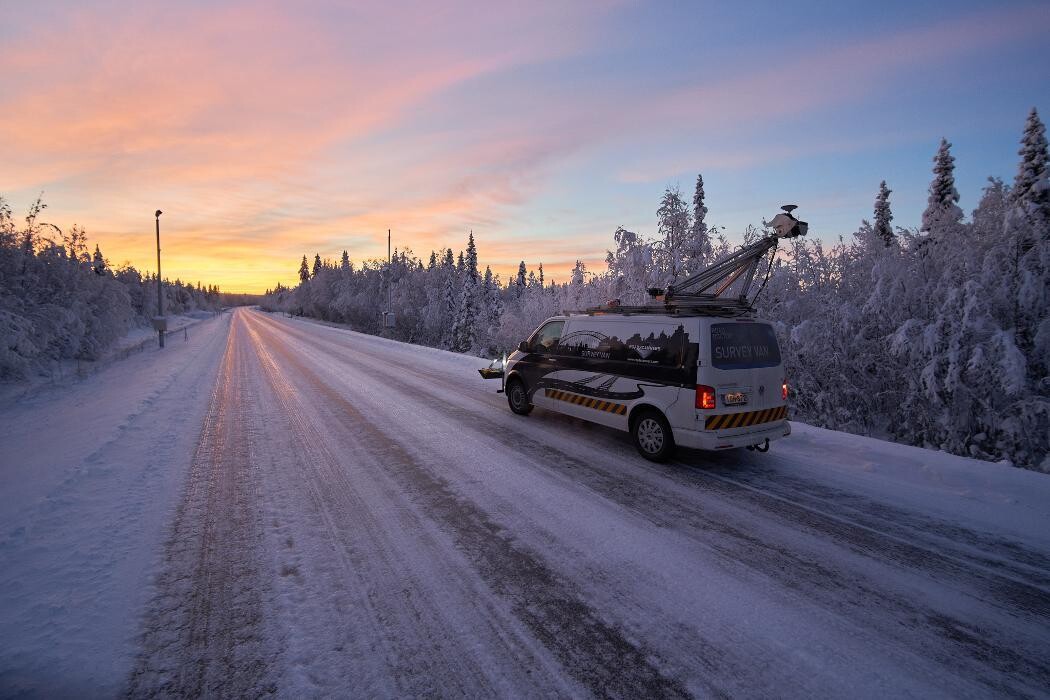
[383,228,396,331]
[155,209,165,348]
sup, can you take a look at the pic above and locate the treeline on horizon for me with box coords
[262,108,1049,471]
[0,196,231,378]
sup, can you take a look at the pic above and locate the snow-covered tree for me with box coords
[656,185,692,283]
[92,244,106,275]
[1013,107,1049,218]
[488,269,504,321]
[482,265,495,318]
[478,265,505,352]
[972,178,1010,235]
[450,232,480,351]
[515,260,527,298]
[686,174,712,269]
[605,226,654,304]
[569,260,586,309]
[437,249,456,347]
[465,233,478,282]
[298,255,310,284]
[921,138,963,234]
[873,180,895,246]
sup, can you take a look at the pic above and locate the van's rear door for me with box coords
[707,321,783,426]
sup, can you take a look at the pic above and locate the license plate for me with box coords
[723,391,748,406]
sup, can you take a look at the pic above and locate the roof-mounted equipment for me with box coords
[588,204,808,317]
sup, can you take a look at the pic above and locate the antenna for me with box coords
[766,206,808,239]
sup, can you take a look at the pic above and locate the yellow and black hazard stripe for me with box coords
[545,388,627,415]
[705,405,787,431]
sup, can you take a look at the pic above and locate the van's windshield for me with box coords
[711,323,781,369]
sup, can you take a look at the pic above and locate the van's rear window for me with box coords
[711,323,781,369]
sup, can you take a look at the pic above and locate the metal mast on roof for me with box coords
[588,205,808,317]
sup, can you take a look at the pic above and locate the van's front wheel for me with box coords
[506,378,532,416]
[632,409,675,462]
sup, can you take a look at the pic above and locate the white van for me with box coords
[503,311,790,461]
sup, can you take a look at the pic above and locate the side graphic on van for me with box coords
[558,325,691,367]
[536,373,647,401]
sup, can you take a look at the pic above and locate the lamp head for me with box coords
[766,205,808,238]
[155,210,163,218]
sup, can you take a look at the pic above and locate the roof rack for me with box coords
[581,204,807,318]
[581,297,754,317]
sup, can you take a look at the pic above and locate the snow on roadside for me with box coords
[779,422,1050,547]
[0,313,231,696]
[0,311,222,405]
[113,311,217,353]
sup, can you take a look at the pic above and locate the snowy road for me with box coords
[4,307,1050,697]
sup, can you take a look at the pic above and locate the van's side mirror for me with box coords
[518,341,529,353]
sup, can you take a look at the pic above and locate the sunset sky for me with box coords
[2,1,1048,293]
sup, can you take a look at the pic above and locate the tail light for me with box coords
[695,384,716,410]
[782,378,788,401]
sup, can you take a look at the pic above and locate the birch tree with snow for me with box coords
[655,185,692,284]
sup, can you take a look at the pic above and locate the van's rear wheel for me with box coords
[506,378,532,416]
[632,409,675,462]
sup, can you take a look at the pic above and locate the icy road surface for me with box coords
[3,307,1050,697]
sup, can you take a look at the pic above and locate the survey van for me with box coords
[480,204,807,461]
[501,311,790,461]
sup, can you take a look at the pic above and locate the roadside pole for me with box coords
[382,228,396,336]
[155,210,165,348]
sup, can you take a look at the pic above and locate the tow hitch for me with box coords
[747,438,770,453]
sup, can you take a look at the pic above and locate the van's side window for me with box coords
[584,322,687,367]
[558,328,602,358]
[531,321,564,354]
